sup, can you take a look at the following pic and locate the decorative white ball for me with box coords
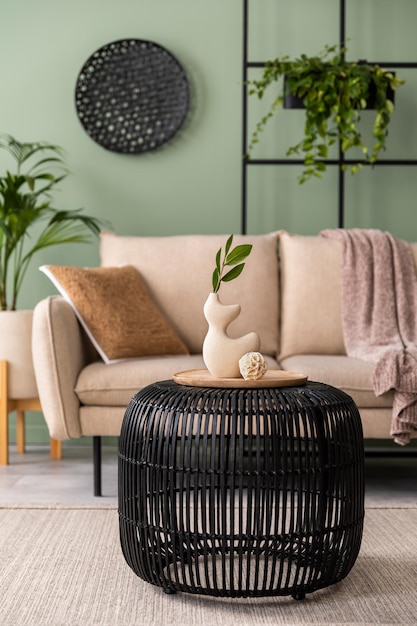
[239,352,267,380]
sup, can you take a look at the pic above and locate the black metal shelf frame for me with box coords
[241,0,417,233]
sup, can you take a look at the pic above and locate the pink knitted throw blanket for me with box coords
[321,228,417,445]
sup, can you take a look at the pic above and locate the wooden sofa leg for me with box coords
[16,410,25,453]
[93,436,102,497]
[50,438,62,460]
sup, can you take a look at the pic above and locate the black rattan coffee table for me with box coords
[118,380,364,599]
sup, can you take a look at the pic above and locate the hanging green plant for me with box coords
[247,44,405,183]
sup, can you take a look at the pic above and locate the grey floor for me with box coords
[0,444,119,506]
[0,442,416,507]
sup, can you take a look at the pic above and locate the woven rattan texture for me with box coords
[75,39,189,153]
[118,381,365,599]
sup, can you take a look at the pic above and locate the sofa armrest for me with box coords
[32,296,98,440]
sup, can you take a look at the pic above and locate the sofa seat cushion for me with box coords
[280,354,394,408]
[100,231,280,357]
[75,354,281,406]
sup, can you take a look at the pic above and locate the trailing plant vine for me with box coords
[247,44,405,183]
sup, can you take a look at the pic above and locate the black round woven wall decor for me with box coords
[74,39,190,153]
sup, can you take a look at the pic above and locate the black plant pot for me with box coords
[283,73,396,111]
[283,86,305,109]
[365,78,395,109]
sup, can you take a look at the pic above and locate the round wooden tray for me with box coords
[173,369,308,389]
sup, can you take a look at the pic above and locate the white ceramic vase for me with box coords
[202,292,260,378]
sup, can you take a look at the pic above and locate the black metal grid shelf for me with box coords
[241,0,417,233]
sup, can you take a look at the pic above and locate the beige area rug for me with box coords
[0,506,416,626]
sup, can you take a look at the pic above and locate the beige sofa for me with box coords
[32,230,415,494]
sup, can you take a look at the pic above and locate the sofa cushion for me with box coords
[100,231,280,356]
[75,353,281,406]
[40,264,189,364]
[280,354,394,408]
[279,232,346,359]
[279,234,417,361]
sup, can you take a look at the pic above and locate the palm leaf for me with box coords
[0,133,106,309]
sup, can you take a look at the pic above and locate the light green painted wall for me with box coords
[1,0,416,443]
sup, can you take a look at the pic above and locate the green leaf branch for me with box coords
[212,235,252,293]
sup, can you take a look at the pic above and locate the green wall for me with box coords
[1,0,416,442]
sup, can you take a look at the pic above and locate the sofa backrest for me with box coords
[279,232,346,360]
[279,231,417,360]
[100,231,280,356]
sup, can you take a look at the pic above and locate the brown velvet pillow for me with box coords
[40,264,189,363]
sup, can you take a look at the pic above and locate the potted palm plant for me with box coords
[247,44,405,183]
[0,133,104,400]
